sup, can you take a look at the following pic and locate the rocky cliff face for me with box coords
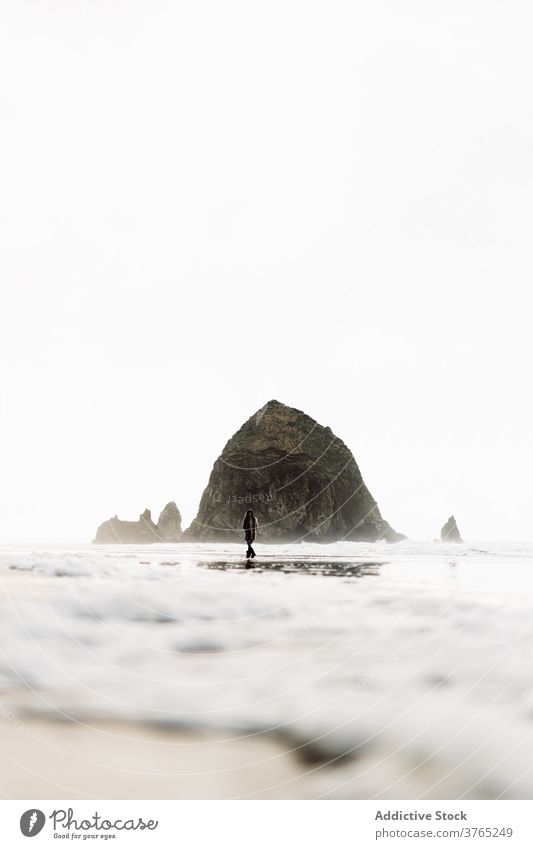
[94,503,182,544]
[184,400,403,543]
[441,515,463,543]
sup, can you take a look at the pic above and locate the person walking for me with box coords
[243,508,257,559]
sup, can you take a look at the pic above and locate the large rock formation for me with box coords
[184,400,403,543]
[440,515,463,543]
[94,503,182,544]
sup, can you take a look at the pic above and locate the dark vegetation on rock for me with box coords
[440,515,463,543]
[93,502,182,544]
[183,400,404,543]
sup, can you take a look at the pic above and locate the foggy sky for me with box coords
[1,1,532,542]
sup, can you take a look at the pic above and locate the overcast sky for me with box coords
[1,1,532,542]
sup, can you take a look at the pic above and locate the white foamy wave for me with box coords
[1,540,532,797]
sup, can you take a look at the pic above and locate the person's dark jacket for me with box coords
[243,511,257,543]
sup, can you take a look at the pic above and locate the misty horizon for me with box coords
[1,393,532,545]
[2,2,532,543]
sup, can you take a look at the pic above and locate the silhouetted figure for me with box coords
[243,509,257,559]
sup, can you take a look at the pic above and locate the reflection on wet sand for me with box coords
[201,559,385,577]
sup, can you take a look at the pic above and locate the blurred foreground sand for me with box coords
[0,719,316,799]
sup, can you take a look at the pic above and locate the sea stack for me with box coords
[93,502,182,544]
[184,400,404,543]
[156,501,182,540]
[441,515,463,543]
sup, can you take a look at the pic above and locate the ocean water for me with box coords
[1,540,533,798]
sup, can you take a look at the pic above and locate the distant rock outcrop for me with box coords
[441,515,463,543]
[184,399,404,543]
[93,503,182,544]
[156,501,182,540]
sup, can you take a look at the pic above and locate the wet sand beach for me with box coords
[1,542,532,799]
